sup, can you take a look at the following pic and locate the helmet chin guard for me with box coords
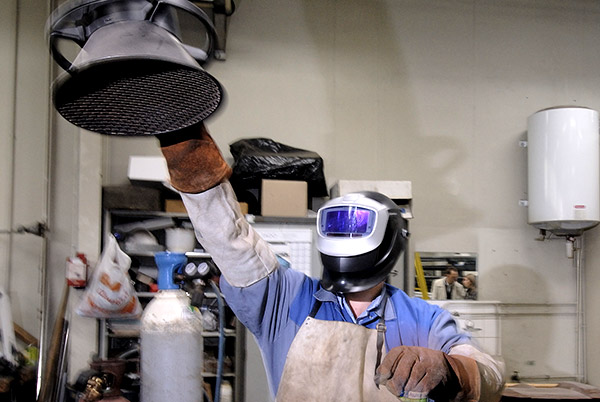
[317,192,407,293]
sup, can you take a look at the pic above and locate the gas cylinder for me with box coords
[220,380,233,402]
[140,252,204,402]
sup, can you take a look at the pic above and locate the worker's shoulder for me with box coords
[430,277,445,287]
[385,285,437,308]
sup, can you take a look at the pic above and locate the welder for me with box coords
[157,123,505,401]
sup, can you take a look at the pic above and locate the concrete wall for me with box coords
[3,0,600,399]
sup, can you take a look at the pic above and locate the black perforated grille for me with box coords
[53,60,223,136]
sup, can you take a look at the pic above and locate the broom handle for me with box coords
[37,284,69,402]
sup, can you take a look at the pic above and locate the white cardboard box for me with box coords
[127,156,169,182]
[330,180,413,218]
[330,180,412,199]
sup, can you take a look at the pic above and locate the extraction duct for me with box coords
[46,0,224,136]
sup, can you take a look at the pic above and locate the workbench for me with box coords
[503,382,600,401]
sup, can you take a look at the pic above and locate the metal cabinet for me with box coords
[426,300,501,356]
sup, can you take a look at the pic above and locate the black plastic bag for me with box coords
[229,138,328,212]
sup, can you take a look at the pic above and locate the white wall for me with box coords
[0,0,50,341]
[106,0,600,390]
[4,0,600,399]
[1,0,103,387]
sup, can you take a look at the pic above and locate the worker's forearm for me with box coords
[449,344,506,402]
[180,181,278,287]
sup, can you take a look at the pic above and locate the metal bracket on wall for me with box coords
[0,222,48,238]
[193,0,236,60]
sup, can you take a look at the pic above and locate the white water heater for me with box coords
[527,106,600,235]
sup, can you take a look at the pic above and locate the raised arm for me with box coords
[158,123,279,287]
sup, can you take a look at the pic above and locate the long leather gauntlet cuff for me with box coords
[445,354,481,402]
[159,123,231,193]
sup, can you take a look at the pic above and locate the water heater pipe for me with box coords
[574,235,587,383]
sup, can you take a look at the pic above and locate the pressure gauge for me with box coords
[184,262,197,277]
[196,262,211,278]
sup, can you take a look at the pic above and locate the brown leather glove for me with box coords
[375,346,481,402]
[157,122,232,193]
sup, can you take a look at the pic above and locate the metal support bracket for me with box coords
[0,222,48,238]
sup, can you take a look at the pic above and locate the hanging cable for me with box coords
[209,280,226,402]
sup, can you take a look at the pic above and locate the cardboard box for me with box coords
[165,199,188,213]
[261,179,308,217]
[330,180,412,199]
[330,180,413,219]
[128,156,169,182]
[103,185,161,211]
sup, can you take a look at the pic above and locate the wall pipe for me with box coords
[575,235,587,383]
[2,1,18,292]
[37,0,57,395]
[2,0,54,395]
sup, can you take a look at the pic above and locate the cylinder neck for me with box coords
[154,251,187,290]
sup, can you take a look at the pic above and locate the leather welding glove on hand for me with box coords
[157,122,232,193]
[375,346,481,402]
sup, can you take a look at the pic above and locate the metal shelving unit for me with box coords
[100,209,245,402]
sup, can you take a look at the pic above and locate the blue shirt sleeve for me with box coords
[220,268,473,396]
[384,286,472,353]
[220,260,307,339]
[220,261,312,395]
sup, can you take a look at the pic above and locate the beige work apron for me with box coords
[276,316,399,402]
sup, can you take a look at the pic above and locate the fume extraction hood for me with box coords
[46,0,236,136]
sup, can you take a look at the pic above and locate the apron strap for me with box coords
[309,288,389,380]
[309,299,323,318]
[374,289,389,378]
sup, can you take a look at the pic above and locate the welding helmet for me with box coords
[316,192,408,293]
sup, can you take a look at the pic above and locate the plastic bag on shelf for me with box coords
[229,138,328,197]
[76,234,142,318]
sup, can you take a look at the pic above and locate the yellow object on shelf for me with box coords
[414,252,429,300]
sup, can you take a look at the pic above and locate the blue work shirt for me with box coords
[220,262,472,397]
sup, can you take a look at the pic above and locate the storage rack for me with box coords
[100,209,245,402]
